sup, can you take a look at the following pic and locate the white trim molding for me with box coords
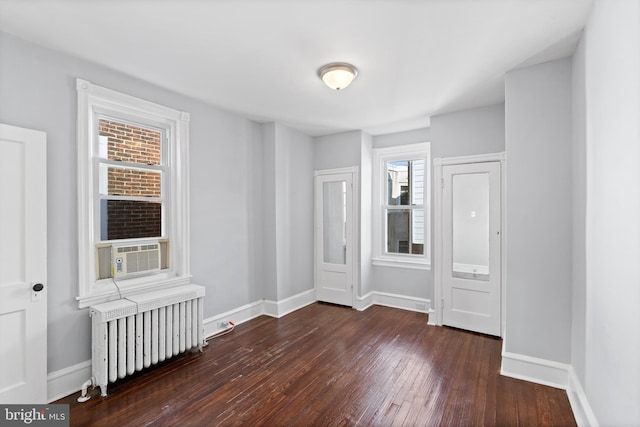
[47,360,92,403]
[371,258,430,270]
[263,289,316,318]
[500,350,599,425]
[436,152,506,166]
[202,300,265,339]
[354,291,430,314]
[500,351,569,390]
[354,292,375,311]
[567,366,600,427]
[203,289,316,338]
[314,166,359,177]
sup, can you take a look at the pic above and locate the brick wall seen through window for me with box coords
[99,119,163,240]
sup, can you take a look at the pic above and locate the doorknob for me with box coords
[32,283,44,292]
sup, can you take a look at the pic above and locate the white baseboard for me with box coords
[47,360,92,403]
[500,351,569,389]
[203,299,265,338]
[369,291,430,313]
[355,291,430,313]
[263,289,316,318]
[567,366,599,427]
[427,308,437,325]
[354,292,374,311]
[500,352,600,426]
[204,288,317,338]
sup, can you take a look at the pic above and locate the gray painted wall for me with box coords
[504,58,573,363]
[574,0,640,423]
[313,130,362,170]
[190,107,265,316]
[0,31,266,372]
[272,123,314,300]
[430,104,505,159]
[261,123,279,301]
[373,128,430,149]
[571,28,587,385]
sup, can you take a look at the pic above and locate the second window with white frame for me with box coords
[373,143,431,268]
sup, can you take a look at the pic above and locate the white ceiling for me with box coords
[0,0,593,136]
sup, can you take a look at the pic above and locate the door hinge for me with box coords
[441,178,444,190]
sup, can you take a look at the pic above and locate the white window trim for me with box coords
[76,78,191,308]
[372,142,431,270]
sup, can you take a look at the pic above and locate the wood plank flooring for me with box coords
[56,303,576,426]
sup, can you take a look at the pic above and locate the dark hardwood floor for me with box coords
[56,303,576,426]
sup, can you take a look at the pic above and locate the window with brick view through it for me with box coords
[98,118,164,241]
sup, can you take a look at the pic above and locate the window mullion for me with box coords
[99,158,166,173]
[100,195,163,203]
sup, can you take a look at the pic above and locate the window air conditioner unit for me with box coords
[112,242,161,278]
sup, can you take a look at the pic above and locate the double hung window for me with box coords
[76,79,190,307]
[373,143,430,268]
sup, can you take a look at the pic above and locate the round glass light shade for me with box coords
[318,63,358,90]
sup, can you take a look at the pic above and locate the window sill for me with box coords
[372,257,431,270]
[76,274,191,309]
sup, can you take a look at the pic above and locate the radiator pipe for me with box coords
[77,378,94,402]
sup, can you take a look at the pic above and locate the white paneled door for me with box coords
[0,124,47,403]
[442,161,501,336]
[315,170,355,307]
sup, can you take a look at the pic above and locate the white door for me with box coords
[315,171,354,307]
[442,161,501,336]
[0,124,47,403]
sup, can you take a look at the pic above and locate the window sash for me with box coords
[384,206,425,256]
[94,115,169,243]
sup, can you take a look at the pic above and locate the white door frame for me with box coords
[314,167,359,307]
[433,152,506,337]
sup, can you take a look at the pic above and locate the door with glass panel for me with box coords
[315,170,354,307]
[442,161,501,336]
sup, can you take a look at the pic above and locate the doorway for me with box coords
[314,168,356,307]
[434,154,503,336]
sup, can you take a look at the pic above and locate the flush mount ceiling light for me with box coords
[318,62,358,90]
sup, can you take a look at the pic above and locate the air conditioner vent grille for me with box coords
[112,242,161,278]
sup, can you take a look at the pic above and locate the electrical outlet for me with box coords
[218,321,229,330]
